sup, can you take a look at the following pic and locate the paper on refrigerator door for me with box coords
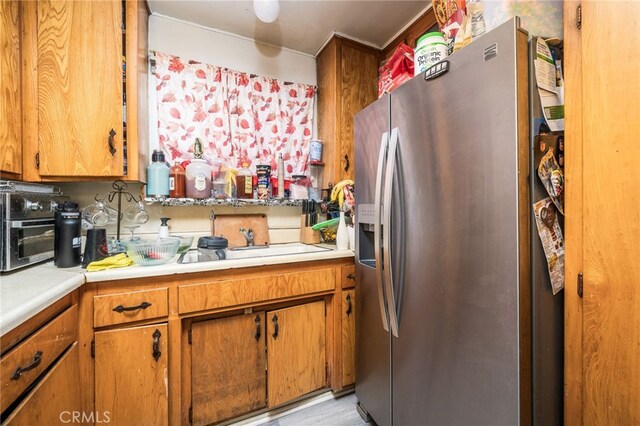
[533,198,565,295]
[534,37,565,131]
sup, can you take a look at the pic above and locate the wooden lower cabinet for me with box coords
[94,323,168,426]
[267,301,326,408]
[4,343,81,426]
[341,289,356,387]
[191,313,267,425]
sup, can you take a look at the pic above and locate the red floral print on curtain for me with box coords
[154,52,315,178]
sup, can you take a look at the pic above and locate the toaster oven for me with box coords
[1,181,67,272]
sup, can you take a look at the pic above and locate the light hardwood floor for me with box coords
[263,393,369,426]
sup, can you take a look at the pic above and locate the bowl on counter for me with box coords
[173,235,195,254]
[126,237,180,266]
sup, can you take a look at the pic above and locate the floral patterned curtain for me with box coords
[154,52,315,177]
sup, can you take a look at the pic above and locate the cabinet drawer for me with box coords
[341,265,356,288]
[94,288,168,328]
[1,305,77,413]
[3,343,81,425]
[179,268,336,314]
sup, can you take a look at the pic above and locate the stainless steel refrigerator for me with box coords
[354,18,563,426]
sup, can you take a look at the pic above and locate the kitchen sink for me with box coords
[225,243,331,259]
[177,243,332,264]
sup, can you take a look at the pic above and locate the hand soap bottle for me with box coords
[159,217,171,239]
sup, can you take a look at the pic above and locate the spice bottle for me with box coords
[236,162,253,199]
[185,138,212,199]
[169,162,186,198]
[146,150,170,197]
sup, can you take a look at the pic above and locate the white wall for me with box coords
[149,14,316,85]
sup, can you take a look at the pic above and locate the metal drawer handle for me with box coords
[152,329,161,361]
[112,301,152,313]
[11,351,43,380]
[347,273,355,280]
[272,315,279,339]
[346,294,353,316]
[254,315,261,341]
[108,129,117,156]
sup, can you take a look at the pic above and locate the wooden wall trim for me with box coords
[563,2,583,425]
[516,29,531,426]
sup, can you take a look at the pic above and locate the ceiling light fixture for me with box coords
[253,0,280,23]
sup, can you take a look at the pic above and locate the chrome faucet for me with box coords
[239,227,254,246]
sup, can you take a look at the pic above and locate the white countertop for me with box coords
[85,244,354,283]
[1,245,354,335]
[0,263,85,335]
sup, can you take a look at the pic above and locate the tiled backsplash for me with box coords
[57,182,301,245]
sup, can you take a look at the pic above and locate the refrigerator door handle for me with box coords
[383,127,400,338]
[374,131,390,332]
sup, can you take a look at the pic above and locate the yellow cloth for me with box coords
[87,253,134,272]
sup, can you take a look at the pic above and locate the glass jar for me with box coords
[185,159,212,199]
[236,163,253,199]
[211,160,227,199]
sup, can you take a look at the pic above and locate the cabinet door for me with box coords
[576,1,640,424]
[4,343,81,426]
[341,289,356,387]
[191,313,267,425]
[37,0,123,177]
[267,301,326,408]
[0,0,21,176]
[339,43,378,181]
[95,323,168,426]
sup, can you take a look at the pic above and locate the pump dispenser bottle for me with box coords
[159,217,171,238]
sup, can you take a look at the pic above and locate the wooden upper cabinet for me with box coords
[191,313,267,425]
[94,323,169,426]
[267,301,326,408]
[21,0,148,181]
[37,0,123,177]
[317,37,379,186]
[382,8,438,61]
[0,0,22,177]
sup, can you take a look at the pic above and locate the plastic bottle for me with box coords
[236,162,253,199]
[185,138,212,199]
[146,150,170,197]
[159,217,171,239]
[336,211,349,250]
[277,153,285,199]
[169,162,186,198]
